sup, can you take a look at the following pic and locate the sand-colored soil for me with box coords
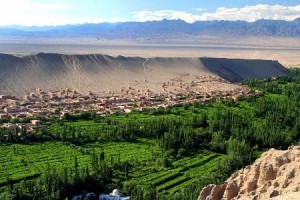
[0,53,287,97]
[0,37,299,66]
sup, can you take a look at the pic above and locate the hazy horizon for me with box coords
[0,0,299,26]
[1,17,300,29]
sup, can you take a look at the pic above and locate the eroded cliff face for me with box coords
[199,146,300,200]
[0,53,288,96]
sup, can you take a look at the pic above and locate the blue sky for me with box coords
[0,0,299,26]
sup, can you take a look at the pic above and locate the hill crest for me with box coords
[0,53,288,96]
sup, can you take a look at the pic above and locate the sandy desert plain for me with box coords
[0,36,299,66]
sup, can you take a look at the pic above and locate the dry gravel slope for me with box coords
[199,146,300,200]
[0,53,288,96]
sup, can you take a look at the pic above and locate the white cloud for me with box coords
[133,10,199,23]
[192,8,207,12]
[133,4,300,23]
[0,0,127,26]
[0,0,74,26]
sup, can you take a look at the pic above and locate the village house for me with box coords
[0,112,8,119]
[0,95,14,100]
[31,120,41,126]
[16,113,27,118]
[6,99,19,106]
[1,123,17,130]
[4,106,23,113]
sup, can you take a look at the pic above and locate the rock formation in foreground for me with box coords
[199,146,300,200]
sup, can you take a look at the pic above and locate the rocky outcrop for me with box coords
[199,146,300,200]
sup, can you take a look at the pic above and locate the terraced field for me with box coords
[84,139,226,195]
[0,142,91,192]
[0,139,223,196]
[124,151,225,195]
[1,114,228,198]
[84,138,160,163]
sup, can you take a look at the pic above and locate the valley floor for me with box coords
[0,68,299,199]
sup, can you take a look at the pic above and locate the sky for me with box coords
[0,0,299,26]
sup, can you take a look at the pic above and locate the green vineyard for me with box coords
[0,140,225,198]
[0,143,91,192]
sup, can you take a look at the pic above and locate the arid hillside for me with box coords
[199,146,300,200]
[0,53,288,96]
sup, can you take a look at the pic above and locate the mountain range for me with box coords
[1,18,300,39]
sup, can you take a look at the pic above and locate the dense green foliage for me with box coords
[0,68,300,199]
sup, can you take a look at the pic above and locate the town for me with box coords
[0,74,256,130]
